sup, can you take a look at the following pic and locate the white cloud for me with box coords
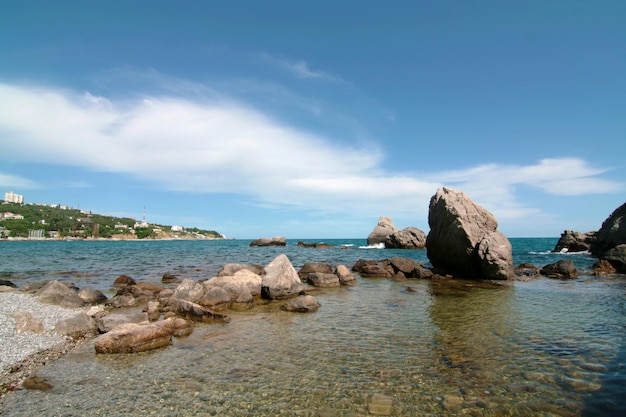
[259,53,342,82]
[0,82,622,227]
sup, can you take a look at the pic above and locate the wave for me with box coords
[359,243,385,249]
[529,250,591,256]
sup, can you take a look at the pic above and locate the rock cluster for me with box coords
[367,216,427,249]
[352,257,433,279]
[426,187,514,280]
[552,200,626,273]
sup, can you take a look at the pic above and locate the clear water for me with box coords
[1,238,624,416]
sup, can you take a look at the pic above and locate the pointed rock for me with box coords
[261,254,305,299]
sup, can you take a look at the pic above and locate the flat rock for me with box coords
[94,321,174,354]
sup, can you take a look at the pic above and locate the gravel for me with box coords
[0,291,87,376]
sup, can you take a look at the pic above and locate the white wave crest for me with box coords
[359,243,385,249]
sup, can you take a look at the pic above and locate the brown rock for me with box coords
[113,275,136,287]
[94,321,174,354]
[9,311,45,334]
[281,295,321,312]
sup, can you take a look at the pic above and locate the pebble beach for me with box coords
[0,290,88,410]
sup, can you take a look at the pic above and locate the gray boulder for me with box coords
[281,295,321,313]
[77,287,108,305]
[250,236,286,247]
[198,286,232,310]
[261,254,304,299]
[386,226,427,249]
[54,313,97,337]
[426,187,514,280]
[36,280,84,308]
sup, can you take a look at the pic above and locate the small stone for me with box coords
[368,393,393,416]
[442,394,464,409]
[22,376,53,390]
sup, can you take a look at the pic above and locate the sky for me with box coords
[0,1,624,239]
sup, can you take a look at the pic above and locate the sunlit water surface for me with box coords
[1,238,625,416]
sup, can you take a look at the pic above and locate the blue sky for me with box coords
[0,1,624,239]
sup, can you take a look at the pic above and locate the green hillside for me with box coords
[0,201,222,239]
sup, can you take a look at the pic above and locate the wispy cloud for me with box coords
[0,172,40,189]
[259,52,342,82]
[0,82,621,226]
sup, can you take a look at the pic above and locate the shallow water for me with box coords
[1,238,624,416]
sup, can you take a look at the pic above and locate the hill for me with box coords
[0,201,223,240]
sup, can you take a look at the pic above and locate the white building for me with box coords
[171,225,184,232]
[4,191,24,204]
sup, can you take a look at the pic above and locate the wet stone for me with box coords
[368,393,393,416]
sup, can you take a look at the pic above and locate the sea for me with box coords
[1,238,625,416]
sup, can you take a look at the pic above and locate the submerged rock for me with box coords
[281,295,321,312]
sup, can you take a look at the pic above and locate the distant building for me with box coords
[1,212,25,220]
[171,225,184,232]
[4,191,24,204]
[28,229,45,239]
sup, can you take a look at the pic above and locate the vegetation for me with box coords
[0,200,222,239]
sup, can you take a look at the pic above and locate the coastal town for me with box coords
[0,191,224,240]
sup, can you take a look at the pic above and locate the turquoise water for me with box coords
[1,238,624,416]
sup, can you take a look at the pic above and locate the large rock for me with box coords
[367,216,396,245]
[426,187,514,280]
[261,254,305,299]
[94,321,174,354]
[249,236,286,247]
[590,201,626,271]
[36,280,84,308]
[367,217,427,249]
[553,230,596,253]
